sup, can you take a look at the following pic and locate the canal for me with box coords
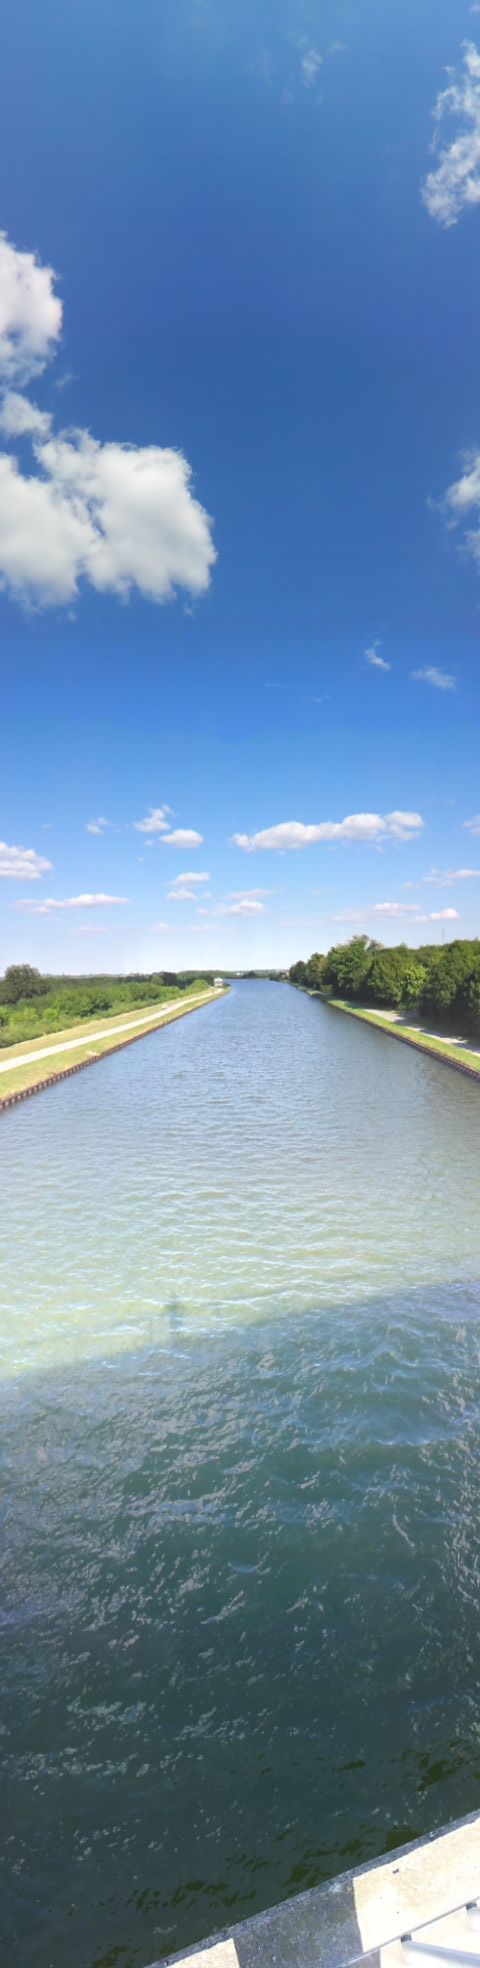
[1,980,480,1968]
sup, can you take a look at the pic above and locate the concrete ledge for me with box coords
[147,1811,480,1968]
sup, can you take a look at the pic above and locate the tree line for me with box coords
[289,936,480,1028]
[0,967,213,1048]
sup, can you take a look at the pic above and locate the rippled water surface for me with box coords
[2,982,480,1968]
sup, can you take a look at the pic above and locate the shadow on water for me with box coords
[2,1280,480,1968]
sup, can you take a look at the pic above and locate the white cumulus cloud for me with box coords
[0,390,52,439]
[441,450,480,572]
[464,815,480,834]
[0,840,53,879]
[133,807,172,835]
[0,429,216,609]
[169,870,211,886]
[421,42,480,227]
[0,233,62,383]
[0,450,92,606]
[164,829,204,848]
[86,816,110,835]
[132,811,203,847]
[426,907,460,920]
[0,232,216,610]
[232,812,424,852]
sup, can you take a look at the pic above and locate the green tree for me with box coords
[304,952,326,990]
[367,948,407,1006]
[467,962,480,1023]
[322,936,374,999]
[1,964,47,1004]
[402,960,427,1007]
[424,942,480,1016]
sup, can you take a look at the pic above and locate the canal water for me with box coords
[1,981,480,1968]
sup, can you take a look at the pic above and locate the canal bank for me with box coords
[324,997,480,1083]
[0,985,227,1111]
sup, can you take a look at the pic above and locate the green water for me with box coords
[1,982,480,1967]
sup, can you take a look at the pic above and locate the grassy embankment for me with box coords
[0,987,225,1106]
[329,997,480,1078]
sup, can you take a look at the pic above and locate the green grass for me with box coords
[0,989,224,1104]
[329,999,480,1077]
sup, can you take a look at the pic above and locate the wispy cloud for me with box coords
[333,902,459,924]
[0,840,53,880]
[232,812,424,852]
[69,924,108,937]
[226,887,274,899]
[151,921,172,933]
[86,815,110,835]
[14,892,130,915]
[464,814,480,834]
[280,912,327,929]
[421,42,480,227]
[54,369,77,393]
[301,47,323,86]
[365,638,390,671]
[411,666,456,690]
[299,38,345,90]
[408,865,480,886]
[166,888,197,903]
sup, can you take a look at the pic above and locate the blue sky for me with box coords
[1,0,480,970]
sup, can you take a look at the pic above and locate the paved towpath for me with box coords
[362,1007,480,1054]
[0,991,215,1075]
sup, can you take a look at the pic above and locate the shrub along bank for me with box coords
[289,935,480,1032]
[0,966,213,1049]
